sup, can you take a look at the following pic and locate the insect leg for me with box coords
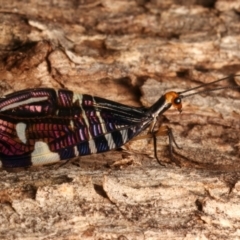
[152,126,181,165]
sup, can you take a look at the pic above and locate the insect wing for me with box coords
[0,88,150,168]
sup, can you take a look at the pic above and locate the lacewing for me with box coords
[0,75,238,168]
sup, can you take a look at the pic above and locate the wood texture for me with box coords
[0,0,240,239]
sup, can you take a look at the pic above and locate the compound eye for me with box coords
[174,97,181,105]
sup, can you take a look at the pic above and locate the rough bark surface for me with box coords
[0,0,240,239]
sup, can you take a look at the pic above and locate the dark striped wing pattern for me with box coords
[0,88,152,168]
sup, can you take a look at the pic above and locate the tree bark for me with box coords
[0,0,240,239]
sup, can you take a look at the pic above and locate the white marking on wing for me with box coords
[105,132,116,150]
[88,139,97,153]
[92,96,115,151]
[73,93,97,152]
[92,96,108,134]
[70,120,74,129]
[0,96,48,111]
[74,146,79,156]
[16,122,27,144]
[120,129,128,144]
[31,141,60,166]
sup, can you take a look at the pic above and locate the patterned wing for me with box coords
[0,88,152,168]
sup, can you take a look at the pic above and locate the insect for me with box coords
[0,75,238,168]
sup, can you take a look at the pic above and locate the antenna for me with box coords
[178,74,240,98]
